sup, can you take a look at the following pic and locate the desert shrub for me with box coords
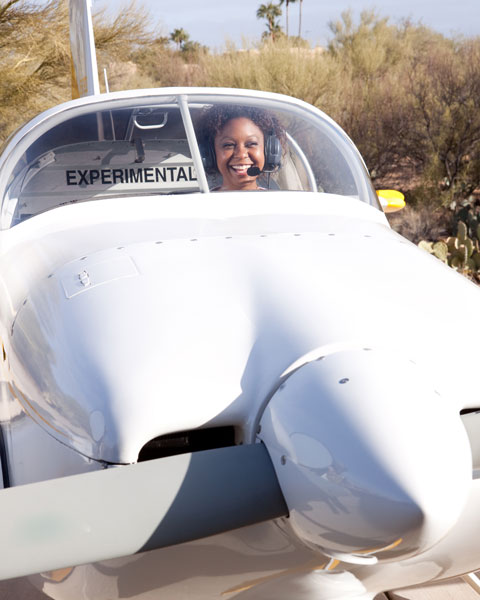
[327,10,406,79]
[388,205,451,244]
[130,39,204,88]
[194,39,336,108]
[401,37,480,207]
[0,0,71,142]
[321,12,414,178]
[318,12,480,209]
[0,0,157,143]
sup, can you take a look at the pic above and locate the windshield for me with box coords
[0,91,379,227]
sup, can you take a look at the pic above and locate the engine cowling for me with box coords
[258,348,472,563]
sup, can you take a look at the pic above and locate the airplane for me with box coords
[0,1,480,599]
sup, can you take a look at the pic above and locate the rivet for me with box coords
[155,241,163,244]
[281,455,287,465]
[339,378,349,384]
[117,246,124,250]
[294,233,301,236]
[190,238,198,242]
[225,236,232,239]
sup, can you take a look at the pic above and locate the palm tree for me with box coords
[281,0,303,39]
[280,0,291,36]
[298,0,303,38]
[269,21,284,41]
[170,28,189,51]
[256,2,282,41]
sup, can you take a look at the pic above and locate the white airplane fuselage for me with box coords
[1,189,480,599]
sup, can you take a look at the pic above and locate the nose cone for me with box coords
[258,348,472,563]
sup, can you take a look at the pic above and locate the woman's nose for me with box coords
[234,144,248,157]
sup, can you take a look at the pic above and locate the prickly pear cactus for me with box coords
[457,221,468,243]
[419,217,480,283]
[418,240,433,253]
[432,241,448,262]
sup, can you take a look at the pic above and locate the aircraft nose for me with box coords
[257,348,472,563]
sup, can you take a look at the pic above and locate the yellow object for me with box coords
[376,189,405,213]
[43,567,74,583]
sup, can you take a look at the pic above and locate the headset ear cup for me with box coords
[199,142,217,172]
[264,134,282,171]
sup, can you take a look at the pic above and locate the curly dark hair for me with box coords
[196,104,286,174]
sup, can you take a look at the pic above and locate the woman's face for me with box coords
[213,117,265,190]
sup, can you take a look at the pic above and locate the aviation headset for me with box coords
[201,131,282,173]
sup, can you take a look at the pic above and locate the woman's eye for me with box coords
[246,142,258,148]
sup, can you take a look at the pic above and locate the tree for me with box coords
[181,39,208,63]
[279,0,303,38]
[279,0,292,36]
[325,10,480,207]
[404,37,480,205]
[298,0,303,38]
[170,28,189,51]
[256,2,282,41]
[93,2,154,63]
[0,0,156,144]
[0,0,71,142]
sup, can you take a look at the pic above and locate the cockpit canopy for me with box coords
[0,90,380,228]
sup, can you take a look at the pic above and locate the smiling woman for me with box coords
[214,117,265,191]
[196,104,286,191]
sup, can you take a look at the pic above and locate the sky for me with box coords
[94,0,480,50]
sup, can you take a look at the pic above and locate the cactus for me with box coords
[467,258,476,270]
[465,237,475,257]
[454,203,480,243]
[449,255,463,269]
[419,216,480,281]
[446,236,458,252]
[457,220,468,243]
[418,240,433,253]
[432,241,448,262]
[453,245,468,268]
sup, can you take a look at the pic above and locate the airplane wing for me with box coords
[0,444,287,581]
